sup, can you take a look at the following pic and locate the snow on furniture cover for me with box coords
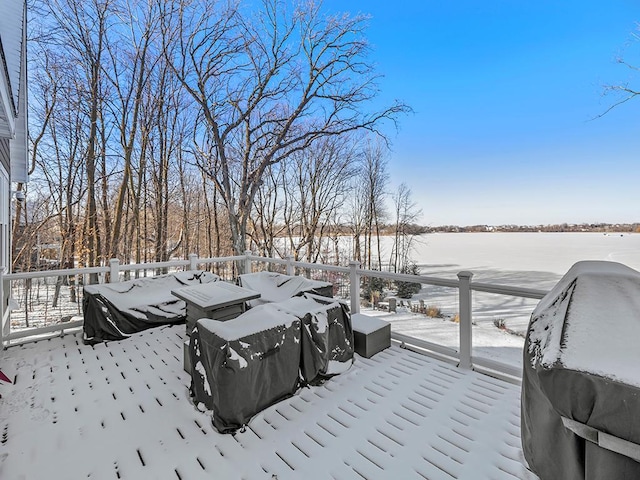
[271,293,354,385]
[522,261,640,480]
[83,271,219,344]
[238,271,333,307]
[189,304,302,434]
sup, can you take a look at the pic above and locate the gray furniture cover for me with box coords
[189,305,302,434]
[522,261,640,480]
[189,294,354,433]
[83,270,218,344]
[271,293,354,385]
[238,271,333,307]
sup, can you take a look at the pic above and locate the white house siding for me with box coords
[0,160,9,270]
[0,0,27,270]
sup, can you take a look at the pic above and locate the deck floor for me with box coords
[0,326,537,479]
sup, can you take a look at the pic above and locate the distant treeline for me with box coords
[425,223,640,233]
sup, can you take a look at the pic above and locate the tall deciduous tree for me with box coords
[361,138,389,270]
[46,0,112,273]
[103,0,161,260]
[21,0,410,274]
[162,0,408,264]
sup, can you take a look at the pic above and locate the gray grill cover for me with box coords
[83,271,218,344]
[522,261,640,480]
[189,305,301,434]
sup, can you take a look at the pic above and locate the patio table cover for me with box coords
[522,261,640,480]
[189,294,354,433]
[189,304,302,434]
[83,270,218,344]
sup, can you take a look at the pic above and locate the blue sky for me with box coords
[325,1,640,226]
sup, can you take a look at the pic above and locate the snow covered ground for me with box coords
[367,232,640,370]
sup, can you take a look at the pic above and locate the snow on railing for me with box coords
[0,253,549,379]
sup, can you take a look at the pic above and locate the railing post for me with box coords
[244,250,252,275]
[286,255,295,276]
[189,253,198,271]
[457,270,474,369]
[109,258,120,283]
[349,260,361,314]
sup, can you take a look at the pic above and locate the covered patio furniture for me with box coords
[83,271,219,344]
[189,304,302,433]
[238,271,333,307]
[189,293,354,433]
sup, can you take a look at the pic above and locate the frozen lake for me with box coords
[366,232,640,371]
[409,231,640,286]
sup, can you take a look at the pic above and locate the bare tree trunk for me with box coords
[361,139,389,270]
[390,183,422,272]
[177,151,190,258]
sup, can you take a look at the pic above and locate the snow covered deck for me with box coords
[0,325,537,479]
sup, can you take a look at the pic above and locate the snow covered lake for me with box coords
[366,232,640,371]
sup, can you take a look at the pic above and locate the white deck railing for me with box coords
[0,252,549,379]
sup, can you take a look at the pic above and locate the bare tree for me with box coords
[13,47,58,269]
[346,179,367,264]
[281,135,358,262]
[389,182,422,272]
[43,0,113,274]
[23,44,88,301]
[102,0,162,260]
[162,0,408,265]
[601,31,640,116]
[24,0,409,274]
[249,163,286,259]
[361,138,389,270]
[190,122,232,259]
